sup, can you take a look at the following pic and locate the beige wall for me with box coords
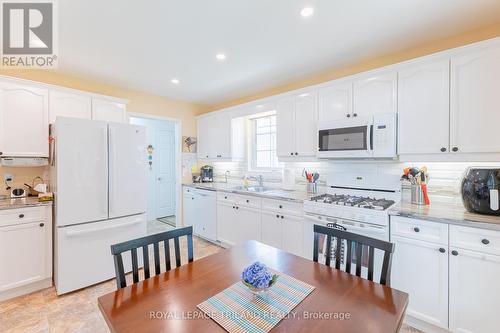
[200,22,500,113]
[0,70,202,196]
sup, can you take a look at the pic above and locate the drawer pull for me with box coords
[246,199,249,203]
[39,223,44,227]
[224,196,227,199]
[439,248,446,253]
[451,250,459,256]
[19,214,25,218]
[482,239,490,245]
[279,205,283,209]
[413,227,420,233]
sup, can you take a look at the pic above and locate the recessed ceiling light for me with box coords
[216,53,226,61]
[171,78,180,84]
[300,7,314,18]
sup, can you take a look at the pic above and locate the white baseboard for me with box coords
[405,315,451,333]
[0,278,53,302]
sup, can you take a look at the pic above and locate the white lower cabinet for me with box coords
[235,206,261,244]
[0,206,52,301]
[261,211,283,249]
[391,235,449,329]
[449,247,500,333]
[217,202,237,246]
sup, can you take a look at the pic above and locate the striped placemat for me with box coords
[197,273,315,333]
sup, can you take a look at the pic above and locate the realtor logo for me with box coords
[1,0,57,68]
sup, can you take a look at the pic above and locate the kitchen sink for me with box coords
[232,186,273,193]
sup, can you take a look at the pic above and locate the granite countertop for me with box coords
[0,196,53,211]
[389,201,500,231]
[182,182,319,203]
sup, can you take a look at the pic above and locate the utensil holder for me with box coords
[307,182,317,194]
[411,185,425,205]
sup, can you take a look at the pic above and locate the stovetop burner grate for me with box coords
[310,194,395,210]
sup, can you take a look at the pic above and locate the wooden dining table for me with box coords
[98,240,408,333]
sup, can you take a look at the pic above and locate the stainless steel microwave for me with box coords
[317,113,397,159]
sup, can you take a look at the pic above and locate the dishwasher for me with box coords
[189,188,217,242]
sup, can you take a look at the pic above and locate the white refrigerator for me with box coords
[52,117,147,295]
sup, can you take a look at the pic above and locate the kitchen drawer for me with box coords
[261,198,303,216]
[234,194,261,209]
[217,192,238,204]
[391,216,448,244]
[0,206,46,227]
[450,225,500,256]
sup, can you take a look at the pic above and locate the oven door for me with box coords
[317,118,373,158]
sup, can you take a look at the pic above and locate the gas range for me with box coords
[310,194,395,210]
[303,187,399,227]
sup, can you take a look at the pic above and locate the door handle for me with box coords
[157,177,162,181]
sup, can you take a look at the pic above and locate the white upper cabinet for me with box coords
[91,98,127,123]
[318,81,352,121]
[276,96,296,157]
[0,81,49,157]
[398,59,450,154]
[49,90,92,123]
[276,91,318,158]
[197,112,244,160]
[353,71,397,117]
[294,92,317,156]
[450,42,500,153]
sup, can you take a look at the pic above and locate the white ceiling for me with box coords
[58,0,500,105]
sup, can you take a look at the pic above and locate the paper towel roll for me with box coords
[282,168,295,190]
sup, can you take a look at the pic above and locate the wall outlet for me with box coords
[3,173,13,182]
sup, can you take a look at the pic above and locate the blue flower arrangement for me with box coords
[241,262,279,292]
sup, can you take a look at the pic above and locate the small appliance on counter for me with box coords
[10,188,26,198]
[200,165,214,183]
[462,167,500,215]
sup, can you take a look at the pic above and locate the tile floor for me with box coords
[0,221,421,333]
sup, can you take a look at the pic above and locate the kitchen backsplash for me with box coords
[201,160,500,204]
[0,166,50,197]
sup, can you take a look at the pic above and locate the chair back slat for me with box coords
[187,234,194,263]
[113,253,126,289]
[334,237,341,270]
[164,239,171,271]
[131,248,139,283]
[111,226,194,289]
[312,224,395,286]
[324,235,332,267]
[345,240,353,274]
[153,242,161,275]
[174,237,181,268]
[355,243,363,277]
[367,246,375,281]
[143,245,150,279]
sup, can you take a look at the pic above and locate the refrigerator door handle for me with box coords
[108,126,115,215]
[65,218,143,237]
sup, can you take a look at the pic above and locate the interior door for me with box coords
[294,92,318,156]
[450,44,500,153]
[276,96,296,157]
[398,59,450,154]
[55,118,108,226]
[49,90,92,124]
[108,123,146,219]
[156,127,176,218]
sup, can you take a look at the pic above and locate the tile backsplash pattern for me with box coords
[202,159,500,204]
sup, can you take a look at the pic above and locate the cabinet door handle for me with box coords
[224,196,227,199]
[232,206,235,209]
[413,227,420,233]
[452,147,459,152]
[440,147,447,152]
[236,206,239,210]
[346,114,351,118]
[295,152,298,155]
[482,239,490,245]
[39,223,45,227]
[353,113,358,117]
[246,199,249,203]
[279,205,283,209]
[290,152,293,156]
[19,214,25,218]
[451,250,459,256]
[281,215,284,219]
[439,248,446,253]
[276,214,280,218]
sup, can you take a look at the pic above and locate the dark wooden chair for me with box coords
[111,226,194,289]
[313,224,395,286]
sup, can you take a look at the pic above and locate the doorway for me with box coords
[130,115,179,229]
